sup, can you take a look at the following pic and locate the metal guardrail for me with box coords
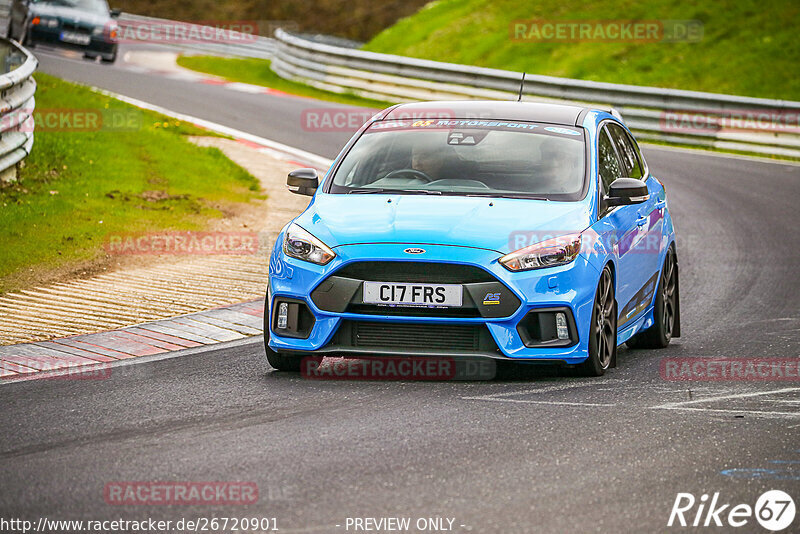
[117,13,276,60]
[0,37,37,183]
[272,29,800,159]
[0,0,11,36]
[21,6,794,159]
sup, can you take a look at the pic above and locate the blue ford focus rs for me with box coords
[265,101,680,376]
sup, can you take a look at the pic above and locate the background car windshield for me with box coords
[34,0,109,14]
[330,120,586,199]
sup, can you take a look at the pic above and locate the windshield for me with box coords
[329,119,586,200]
[33,0,110,14]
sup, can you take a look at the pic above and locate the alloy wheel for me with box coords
[594,268,615,369]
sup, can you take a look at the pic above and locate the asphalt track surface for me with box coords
[1,44,799,533]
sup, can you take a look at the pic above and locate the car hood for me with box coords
[294,194,592,254]
[31,5,110,25]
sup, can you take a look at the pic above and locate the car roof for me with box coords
[381,101,592,126]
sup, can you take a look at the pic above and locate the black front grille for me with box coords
[355,322,479,350]
[333,262,495,284]
[61,22,92,34]
[332,320,500,354]
[346,304,480,318]
[311,261,520,319]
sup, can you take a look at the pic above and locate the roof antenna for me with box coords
[517,72,526,102]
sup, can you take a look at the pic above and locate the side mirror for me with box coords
[287,168,319,196]
[110,8,122,18]
[605,178,649,207]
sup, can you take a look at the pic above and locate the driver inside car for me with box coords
[537,138,582,193]
[411,145,448,180]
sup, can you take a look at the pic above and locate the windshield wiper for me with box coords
[348,188,441,195]
[347,189,546,199]
[464,193,550,200]
[40,0,76,6]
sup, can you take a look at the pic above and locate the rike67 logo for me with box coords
[668,490,795,531]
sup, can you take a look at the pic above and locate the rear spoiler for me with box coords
[575,107,625,126]
[609,108,625,123]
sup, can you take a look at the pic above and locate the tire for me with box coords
[627,247,679,349]
[101,48,118,64]
[83,53,97,61]
[264,331,303,372]
[579,265,617,376]
[265,347,303,372]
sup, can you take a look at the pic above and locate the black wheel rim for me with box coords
[594,269,615,369]
[661,251,677,339]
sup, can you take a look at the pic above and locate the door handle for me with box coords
[637,215,648,227]
[655,199,666,210]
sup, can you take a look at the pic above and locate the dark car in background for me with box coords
[7,0,120,63]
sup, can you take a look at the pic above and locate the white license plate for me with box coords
[60,31,91,45]
[363,282,462,307]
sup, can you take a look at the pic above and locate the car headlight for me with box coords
[93,23,118,38]
[32,17,59,28]
[283,223,335,265]
[499,233,582,271]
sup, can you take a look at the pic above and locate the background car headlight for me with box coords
[32,17,59,28]
[92,23,118,39]
[499,233,582,271]
[283,223,335,265]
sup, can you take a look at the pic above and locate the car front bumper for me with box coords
[268,241,601,365]
[29,26,117,57]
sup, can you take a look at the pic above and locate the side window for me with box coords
[598,129,621,195]
[629,132,648,178]
[606,123,643,179]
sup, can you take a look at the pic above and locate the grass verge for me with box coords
[364,0,800,101]
[0,73,261,294]
[175,55,394,109]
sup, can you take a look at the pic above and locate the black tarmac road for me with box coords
[1,44,799,534]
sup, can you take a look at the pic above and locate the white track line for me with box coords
[462,379,621,402]
[470,398,616,407]
[652,387,800,409]
[90,87,334,170]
